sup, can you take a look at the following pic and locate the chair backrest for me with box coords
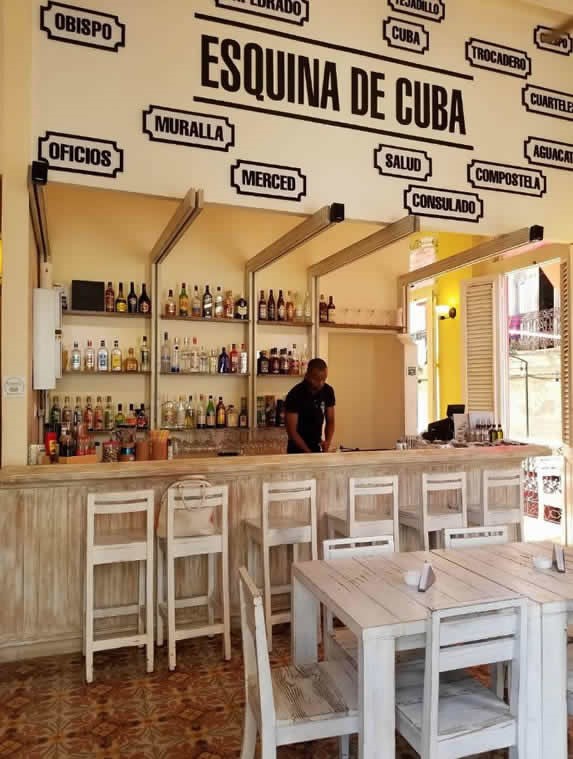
[443,525,509,549]
[323,535,395,560]
[238,567,275,729]
[166,483,228,539]
[422,598,527,756]
[348,475,399,530]
[422,471,467,518]
[87,490,155,545]
[483,468,524,516]
[262,479,316,527]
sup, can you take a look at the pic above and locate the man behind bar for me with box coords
[285,358,335,454]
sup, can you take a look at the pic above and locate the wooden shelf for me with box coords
[161,315,249,324]
[161,426,249,432]
[319,323,402,332]
[257,320,313,328]
[61,371,151,376]
[257,374,301,379]
[63,310,151,320]
[160,372,249,377]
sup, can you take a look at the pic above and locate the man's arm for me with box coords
[323,406,335,452]
[286,411,312,453]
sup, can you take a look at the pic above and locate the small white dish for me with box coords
[533,556,552,570]
[404,570,422,587]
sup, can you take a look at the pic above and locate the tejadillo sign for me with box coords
[214,0,309,26]
[404,185,484,223]
[374,144,432,181]
[465,39,531,78]
[40,1,125,52]
[387,0,444,23]
[382,17,429,55]
[231,160,306,200]
[143,105,235,151]
[38,132,124,177]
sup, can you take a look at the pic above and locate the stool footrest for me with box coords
[93,604,140,619]
[271,611,291,626]
[92,633,148,652]
[175,622,225,641]
[271,584,291,596]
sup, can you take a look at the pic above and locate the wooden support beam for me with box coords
[28,168,50,263]
[151,188,204,264]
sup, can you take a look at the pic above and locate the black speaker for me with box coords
[330,203,345,223]
[31,160,48,185]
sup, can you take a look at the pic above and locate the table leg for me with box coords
[291,574,319,666]
[520,602,542,759]
[359,632,395,759]
[540,609,568,759]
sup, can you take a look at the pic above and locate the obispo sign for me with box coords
[522,84,573,121]
[534,25,573,56]
[467,160,546,198]
[465,38,531,79]
[382,17,429,55]
[38,132,124,177]
[404,185,484,223]
[525,136,573,172]
[374,144,432,181]
[214,0,309,26]
[387,0,444,23]
[143,105,235,152]
[40,1,125,52]
[231,160,307,201]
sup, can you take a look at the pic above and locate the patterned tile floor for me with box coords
[0,627,567,758]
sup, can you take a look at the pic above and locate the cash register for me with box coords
[422,404,465,442]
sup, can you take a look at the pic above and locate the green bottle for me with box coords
[206,395,216,428]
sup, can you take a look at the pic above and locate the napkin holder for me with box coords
[418,562,436,592]
[553,544,566,573]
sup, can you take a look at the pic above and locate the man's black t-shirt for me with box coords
[285,381,335,453]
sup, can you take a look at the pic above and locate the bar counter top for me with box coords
[0,443,551,487]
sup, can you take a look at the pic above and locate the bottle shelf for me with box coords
[63,310,151,320]
[160,372,250,377]
[257,374,301,378]
[61,370,151,376]
[319,322,402,332]
[161,315,249,324]
[161,426,249,432]
[257,320,313,328]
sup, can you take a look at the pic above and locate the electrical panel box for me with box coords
[33,288,62,390]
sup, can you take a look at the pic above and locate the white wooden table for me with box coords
[291,550,521,759]
[434,540,572,759]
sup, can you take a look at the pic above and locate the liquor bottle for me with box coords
[235,293,248,321]
[171,337,180,373]
[176,396,186,428]
[124,347,139,372]
[180,337,190,373]
[224,290,234,319]
[161,396,175,429]
[218,346,230,373]
[258,350,270,375]
[206,395,216,428]
[115,403,125,427]
[319,294,328,323]
[50,395,61,425]
[327,295,336,323]
[196,395,206,429]
[140,336,150,372]
[267,289,276,321]
[70,341,82,372]
[137,404,149,430]
[239,397,248,428]
[115,282,127,313]
[279,348,289,375]
[227,405,238,428]
[497,424,504,441]
[294,291,303,321]
[286,291,294,321]
[160,332,171,374]
[258,290,267,321]
[97,339,109,372]
[62,396,72,425]
[239,343,248,375]
[94,396,104,430]
[277,289,286,321]
[111,340,122,372]
[127,282,138,313]
[126,404,137,427]
[165,289,177,317]
[179,282,189,317]
[291,344,300,375]
[84,396,94,431]
[270,348,280,374]
[191,285,202,317]
[105,281,115,312]
[216,396,226,428]
[104,396,114,430]
[301,344,309,375]
[84,340,96,372]
[229,343,239,374]
[190,337,200,373]
[73,396,83,427]
[209,348,217,374]
[138,283,151,314]
[214,286,224,318]
[202,285,213,319]
[303,292,312,321]
[200,345,209,374]
[184,395,195,429]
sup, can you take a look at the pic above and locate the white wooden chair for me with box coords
[399,471,467,551]
[238,567,358,759]
[84,490,155,684]
[468,468,525,540]
[444,525,509,549]
[244,479,317,651]
[156,482,231,670]
[396,598,527,759]
[326,475,400,549]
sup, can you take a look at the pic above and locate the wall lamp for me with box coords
[436,304,457,320]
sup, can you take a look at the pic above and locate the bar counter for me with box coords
[0,444,549,662]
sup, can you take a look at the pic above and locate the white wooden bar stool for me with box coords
[84,490,155,684]
[244,479,317,651]
[399,471,467,551]
[156,482,230,670]
[468,468,525,540]
[326,475,400,549]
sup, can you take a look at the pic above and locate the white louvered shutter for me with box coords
[560,258,571,447]
[461,276,502,416]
